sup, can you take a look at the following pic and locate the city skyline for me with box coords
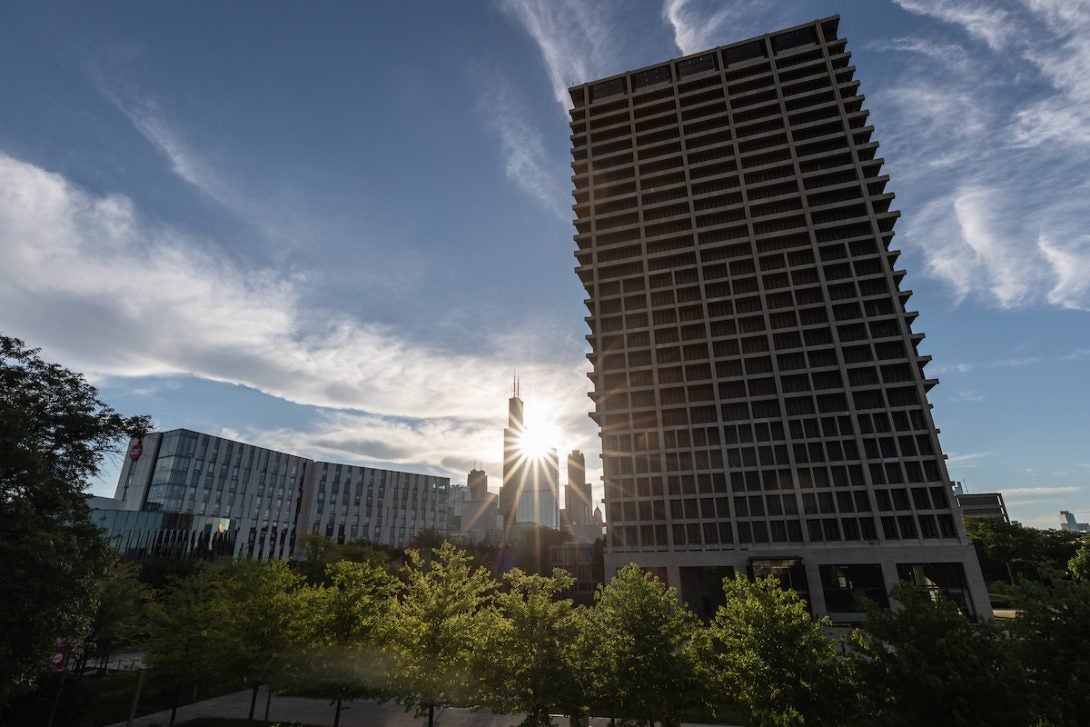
[1,0,1088,529]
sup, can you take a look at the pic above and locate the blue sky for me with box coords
[1,0,1087,529]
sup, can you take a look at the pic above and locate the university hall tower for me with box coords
[567,16,990,620]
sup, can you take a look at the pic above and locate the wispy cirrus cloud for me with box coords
[0,152,597,482]
[485,1,625,215]
[892,0,1010,50]
[475,66,569,217]
[929,347,1090,375]
[1000,486,1082,499]
[87,48,240,210]
[498,0,620,110]
[663,0,786,56]
[946,451,990,466]
[877,0,1090,311]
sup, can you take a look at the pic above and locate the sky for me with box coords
[1,0,1088,530]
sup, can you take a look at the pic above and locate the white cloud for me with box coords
[875,36,976,75]
[476,68,570,217]
[947,451,990,466]
[0,153,597,481]
[1000,486,1081,499]
[1038,235,1090,310]
[906,186,1042,307]
[892,0,1011,51]
[87,51,239,209]
[662,0,776,56]
[499,0,619,109]
[873,1,1090,310]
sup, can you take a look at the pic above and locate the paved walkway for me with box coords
[107,687,734,727]
[109,688,562,727]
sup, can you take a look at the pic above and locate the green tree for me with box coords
[1069,539,1090,582]
[479,568,584,726]
[291,560,397,727]
[562,605,602,726]
[144,561,234,726]
[295,533,397,585]
[405,527,449,553]
[1009,570,1090,726]
[850,583,1030,727]
[144,559,308,726]
[75,560,152,674]
[701,575,853,727]
[0,335,148,700]
[216,559,308,726]
[386,542,497,727]
[296,533,345,585]
[965,519,1085,585]
[590,564,702,727]
[964,518,1039,584]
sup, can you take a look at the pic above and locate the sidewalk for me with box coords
[109,688,542,727]
[106,688,736,727]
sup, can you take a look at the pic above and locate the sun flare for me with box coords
[517,423,561,459]
[514,397,565,460]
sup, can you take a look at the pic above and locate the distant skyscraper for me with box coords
[500,377,560,536]
[468,468,489,500]
[1060,510,1090,533]
[500,377,527,535]
[515,447,560,530]
[568,16,990,619]
[454,469,500,545]
[565,450,591,524]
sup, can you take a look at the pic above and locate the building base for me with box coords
[606,541,992,622]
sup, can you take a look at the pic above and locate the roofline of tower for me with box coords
[566,14,840,103]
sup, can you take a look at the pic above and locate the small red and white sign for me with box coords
[50,638,68,672]
[129,441,143,461]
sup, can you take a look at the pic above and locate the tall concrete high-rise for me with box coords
[568,16,990,620]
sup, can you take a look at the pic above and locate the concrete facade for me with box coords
[567,16,990,619]
[954,491,1010,523]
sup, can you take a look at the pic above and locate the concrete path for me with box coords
[106,687,735,727]
[110,687,557,727]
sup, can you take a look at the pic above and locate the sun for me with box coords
[515,400,564,460]
[517,424,560,460]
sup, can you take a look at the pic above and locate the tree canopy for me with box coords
[590,564,702,726]
[386,542,497,727]
[851,583,1031,727]
[0,335,148,699]
[291,560,398,727]
[702,575,853,727]
[479,568,584,726]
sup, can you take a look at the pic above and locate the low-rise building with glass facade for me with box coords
[106,429,450,560]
